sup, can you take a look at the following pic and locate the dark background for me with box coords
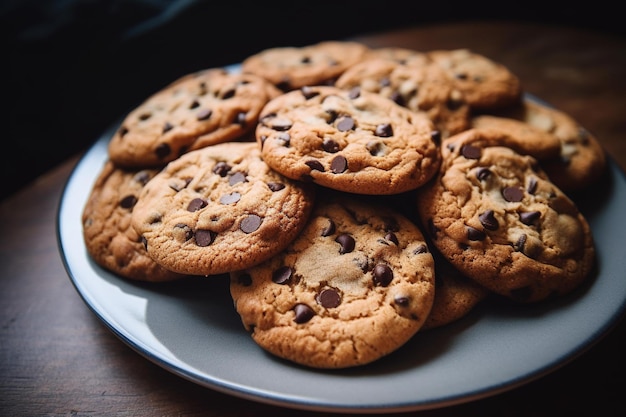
[3,0,624,201]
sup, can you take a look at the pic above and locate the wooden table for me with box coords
[2,21,625,416]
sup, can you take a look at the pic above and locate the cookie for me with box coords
[256,85,441,195]
[82,160,187,282]
[364,46,427,63]
[486,98,607,192]
[421,248,489,330]
[416,129,596,303]
[468,114,562,160]
[427,49,523,110]
[335,57,471,139]
[130,141,316,276]
[241,41,370,92]
[229,193,436,369]
[108,68,281,168]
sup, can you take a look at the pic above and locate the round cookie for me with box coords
[256,85,441,195]
[108,68,281,168]
[241,41,370,92]
[130,141,316,276]
[427,49,523,110]
[229,194,436,369]
[487,98,607,193]
[416,129,596,303]
[335,57,471,139]
[82,160,187,282]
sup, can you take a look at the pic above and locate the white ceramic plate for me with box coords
[58,115,626,414]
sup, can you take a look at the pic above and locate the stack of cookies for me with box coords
[82,40,604,369]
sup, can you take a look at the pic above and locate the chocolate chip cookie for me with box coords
[416,128,596,303]
[108,68,281,168]
[230,193,436,368]
[130,141,316,276]
[82,160,187,281]
[335,57,471,139]
[241,40,370,92]
[257,85,441,195]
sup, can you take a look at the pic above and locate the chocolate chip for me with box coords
[272,266,292,284]
[431,130,442,145]
[519,211,541,225]
[240,214,262,233]
[301,86,319,99]
[222,88,236,100]
[270,117,292,131]
[373,264,393,287]
[467,226,486,241]
[119,126,129,137]
[335,233,355,254]
[478,209,499,230]
[276,132,291,146]
[413,244,428,254]
[514,234,527,252]
[461,144,481,159]
[195,229,216,247]
[330,155,348,173]
[293,303,315,324]
[187,198,208,212]
[348,86,361,99]
[390,91,405,106]
[119,195,137,210]
[375,123,393,137]
[336,116,355,131]
[213,162,231,177]
[133,171,152,186]
[196,108,212,121]
[321,219,336,236]
[189,100,200,109]
[305,160,325,172]
[219,192,241,204]
[502,186,524,202]
[385,232,399,245]
[229,172,246,185]
[527,177,538,195]
[322,138,340,153]
[155,143,171,159]
[235,112,246,127]
[267,182,285,192]
[476,167,491,181]
[162,122,174,133]
[316,288,341,308]
[394,295,410,306]
[138,112,151,121]
[366,141,387,156]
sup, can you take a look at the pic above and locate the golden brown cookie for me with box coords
[230,193,436,369]
[108,68,280,168]
[82,160,187,282]
[487,98,607,193]
[416,129,596,303]
[335,57,471,139]
[257,85,441,195]
[427,49,523,110]
[241,40,370,92]
[130,141,316,276]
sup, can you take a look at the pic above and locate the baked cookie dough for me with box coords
[257,85,441,195]
[130,141,316,276]
[230,193,436,368]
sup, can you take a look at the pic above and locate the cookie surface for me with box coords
[130,141,316,275]
[241,41,370,92]
[417,129,596,303]
[230,193,436,369]
[82,161,187,282]
[108,68,280,168]
[427,49,523,110]
[257,85,441,195]
[335,57,471,139]
[488,99,607,192]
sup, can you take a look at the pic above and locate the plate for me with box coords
[58,115,626,414]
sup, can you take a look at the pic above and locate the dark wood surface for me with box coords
[2,21,625,416]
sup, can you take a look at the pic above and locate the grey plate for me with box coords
[58,111,626,414]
